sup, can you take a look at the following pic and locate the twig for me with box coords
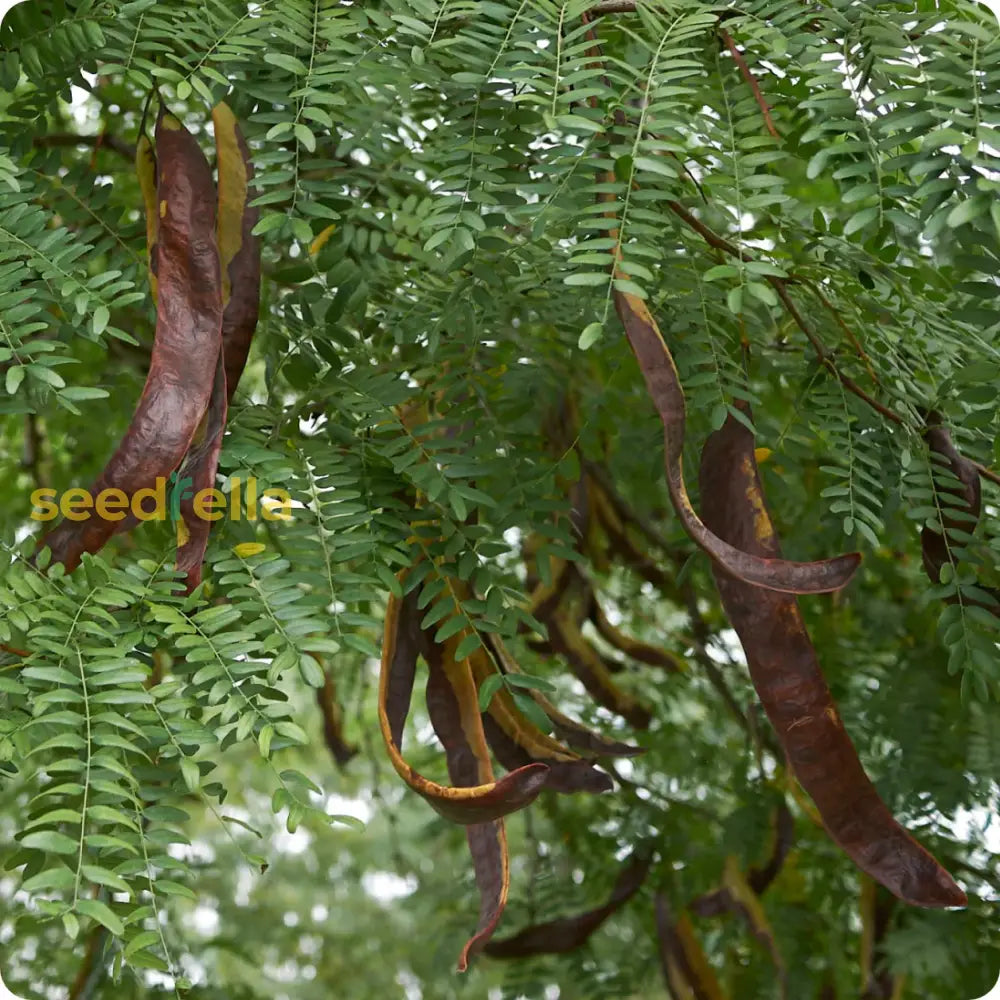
[33,133,135,162]
[588,0,639,13]
[971,460,1000,489]
[664,201,908,426]
[768,281,905,426]
[720,28,780,139]
[808,283,879,384]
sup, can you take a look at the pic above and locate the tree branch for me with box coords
[720,28,780,140]
[33,132,136,162]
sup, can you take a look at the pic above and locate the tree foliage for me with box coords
[0,1,999,997]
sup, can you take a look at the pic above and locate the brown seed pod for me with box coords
[615,289,861,596]
[39,109,223,572]
[175,102,262,591]
[379,587,548,826]
[698,408,965,909]
[470,639,613,795]
[484,855,651,958]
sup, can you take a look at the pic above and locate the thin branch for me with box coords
[664,200,908,427]
[588,0,638,13]
[808,283,879,384]
[33,132,136,162]
[768,281,906,426]
[970,460,1000,489]
[720,28,780,139]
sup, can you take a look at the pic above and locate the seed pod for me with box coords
[39,109,223,572]
[316,664,357,768]
[698,408,965,908]
[614,289,861,595]
[545,608,652,729]
[378,587,548,826]
[484,855,651,958]
[175,103,262,591]
[654,894,727,1000]
[135,133,158,301]
[212,101,261,401]
[470,640,613,794]
[691,801,794,917]
[496,633,643,758]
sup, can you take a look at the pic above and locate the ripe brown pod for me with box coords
[613,289,861,596]
[176,102,261,591]
[698,407,966,908]
[39,109,223,572]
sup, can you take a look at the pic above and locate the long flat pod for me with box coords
[39,109,223,571]
[698,409,965,908]
[176,102,261,591]
[692,801,794,917]
[135,133,158,301]
[423,636,543,969]
[545,608,652,729]
[378,588,548,825]
[211,101,261,401]
[654,895,727,1000]
[615,289,860,596]
[494,637,642,759]
[484,855,650,958]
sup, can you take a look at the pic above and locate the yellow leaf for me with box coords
[754,447,772,464]
[233,542,265,558]
[309,223,336,257]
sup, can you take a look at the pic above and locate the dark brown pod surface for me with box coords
[698,408,965,908]
[40,110,222,572]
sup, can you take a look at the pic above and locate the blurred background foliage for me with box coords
[0,0,999,997]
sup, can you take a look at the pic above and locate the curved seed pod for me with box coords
[615,290,860,595]
[748,800,795,896]
[484,855,651,958]
[698,409,966,908]
[176,355,227,591]
[654,895,727,1000]
[590,482,680,594]
[469,643,613,794]
[316,665,357,768]
[720,856,787,996]
[378,588,548,826]
[860,877,897,1000]
[39,109,223,572]
[587,594,684,672]
[494,638,643,758]
[175,104,262,590]
[135,133,159,300]
[211,101,261,401]
[423,636,546,970]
